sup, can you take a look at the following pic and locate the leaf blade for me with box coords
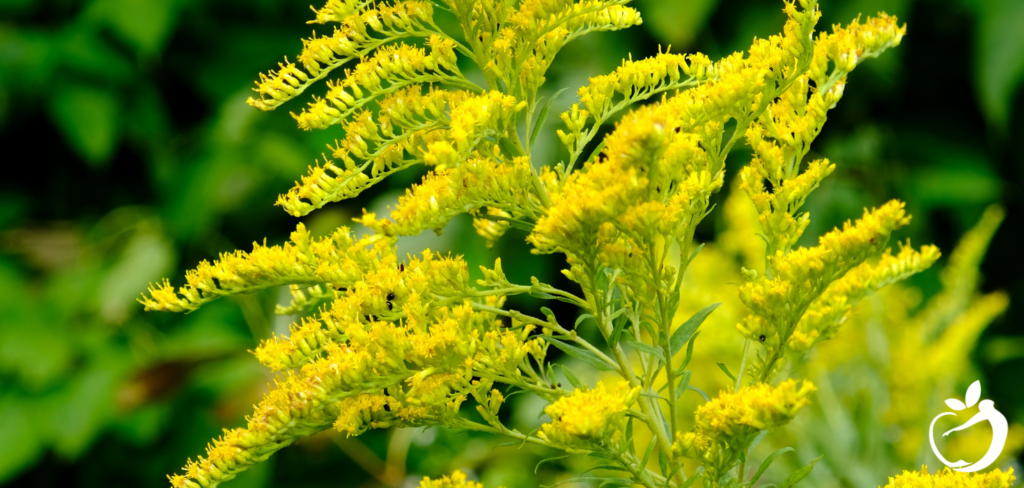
[669,303,721,357]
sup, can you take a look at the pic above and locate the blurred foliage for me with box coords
[0,0,1021,486]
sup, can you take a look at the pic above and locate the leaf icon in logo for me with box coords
[945,398,967,411]
[965,380,981,408]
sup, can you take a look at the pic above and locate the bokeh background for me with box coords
[1,0,1022,486]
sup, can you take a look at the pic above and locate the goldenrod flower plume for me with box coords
[881,467,1015,488]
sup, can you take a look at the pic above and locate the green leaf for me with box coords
[669,303,721,357]
[531,87,570,147]
[716,362,737,382]
[640,435,657,469]
[640,319,657,338]
[609,309,630,347]
[543,476,634,488]
[581,465,631,475]
[575,313,594,328]
[674,370,692,401]
[536,454,571,474]
[622,332,665,361]
[600,478,633,487]
[559,364,584,389]
[626,417,635,455]
[585,138,608,165]
[658,449,668,477]
[747,430,769,455]
[88,0,179,55]
[778,455,823,488]
[49,84,120,166]
[976,0,1024,127]
[634,0,718,48]
[677,331,701,373]
[748,447,794,485]
[679,467,703,488]
[686,243,706,267]
[540,306,556,319]
[687,385,710,402]
[540,336,614,371]
[0,396,43,484]
[498,136,522,159]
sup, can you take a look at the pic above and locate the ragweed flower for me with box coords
[881,467,1015,488]
[539,381,639,448]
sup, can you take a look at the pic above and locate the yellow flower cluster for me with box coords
[167,249,545,487]
[788,242,942,353]
[248,0,436,111]
[740,13,906,261]
[539,381,639,448]
[141,224,389,313]
[532,0,824,258]
[277,88,524,217]
[881,467,1015,488]
[736,201,923,378]
[151,0,924,486]
[494,0,642,95]
[293,36,464,131]
[576,51,709,123]
[416,470,488,488]
[675,380,815,477]
[356,156,539,237]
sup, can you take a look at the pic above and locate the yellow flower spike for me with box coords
[881,467,1015,488]
[140,224,390,313]
[539,381,639,448]
[249,1,436,112]
[790,243,941,353]
[677,380,815,478]
[417,470,488,488]
[361,156,537,238]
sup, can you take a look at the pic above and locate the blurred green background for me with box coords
[0,0,1022,486]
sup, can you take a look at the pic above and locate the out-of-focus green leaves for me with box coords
[634,0,717,48]
[0,396,44,484]
[974,0,1024,128]
[85,0,181,56]
[49,84,121,166]
[98,228,174,324]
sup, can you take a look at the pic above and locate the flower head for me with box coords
[881,467,1015,488]
[539,381,639,447]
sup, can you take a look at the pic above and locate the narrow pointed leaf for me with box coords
[541,336,614,371]
[749,447,794,485]
[674,370,692,401]
[531,87,570,147]
[778,455,823,488]
[717,362,737,382]
[687,385,710,402]
[670,303,721,356]
[559,364,584,389]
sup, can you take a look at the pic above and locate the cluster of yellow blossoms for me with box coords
[138,1,998,487]
[539,381,639,448]
[417,470,490,488]
[674,380,815,478]
[881,467,1015,488]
